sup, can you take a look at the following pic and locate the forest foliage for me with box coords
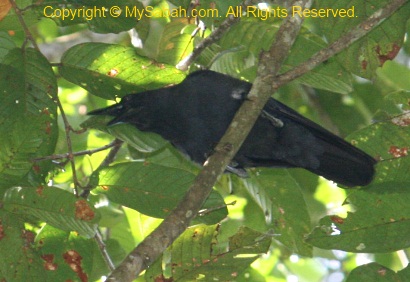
[1,0,410,281]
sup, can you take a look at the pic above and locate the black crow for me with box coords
[89,70,376,187]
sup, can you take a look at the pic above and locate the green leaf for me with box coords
[0,31,15,60]
[146,225,271,281]
[35,225,101,281]
[143,19,197,65]
[0,48,58,189]
[4,186,100,238]
[320,0,410,78]
[385,90,410,111]
[0,210,45,282]
[378,61,410,92]
[83,116,168,153]
[306,180,410,253]
[243,169,312,257]
[346,262,410,282]
[107,123,168,153]
[347,118,410,163]
[60,42,185,99]
[94,162,227,224]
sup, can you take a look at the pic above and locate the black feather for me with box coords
[89,70,376,187]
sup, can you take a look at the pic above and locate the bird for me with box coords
[88,70,376,187]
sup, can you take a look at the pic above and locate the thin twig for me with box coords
[95,229,116,271]
[97,138,124,168]
[54,96,82,195]
[8,0,40,50]
[87,138,124,270]
[32,139,123,162]
[198,200,236,217]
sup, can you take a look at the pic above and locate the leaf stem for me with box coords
[8,0,40,50]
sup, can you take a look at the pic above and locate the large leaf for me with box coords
[0,31,15,59]
[0,209,45,282]
[346,118,410,163]
[60,43,185,100]
[307,174,410,253]
[319,0,410,78]
[34,225,104,282]
[82,116,168,153]
[4,186,100,238]
[346,262,410,281]
[93,162,227,224]
[142,19,199,65]
[243,169,313,257]
[146,224,271,281]
[0,48,58,190]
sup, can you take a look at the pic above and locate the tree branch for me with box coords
[32,139,123,162]
[106,0,407,280]
[53,95,83,195]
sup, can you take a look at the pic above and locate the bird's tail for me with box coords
[269,99,376,187]
[308,139,376,187]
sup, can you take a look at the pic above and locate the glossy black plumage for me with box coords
[89,70,376,187]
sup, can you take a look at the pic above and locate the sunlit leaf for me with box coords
[243,169,312,257]
[146,225,271,281]
[307,179,410,253]
[346,262,410,281]
[60,43,185,100]
[4,186,100,238]
[0,210,45,282]
[0,48,58,189]
[93,162,227,224]
[35,225,103,281]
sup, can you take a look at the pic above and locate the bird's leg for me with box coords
[226,165,249,178]
[262,110,284,128]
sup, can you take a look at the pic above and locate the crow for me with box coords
[89,70,376,187]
